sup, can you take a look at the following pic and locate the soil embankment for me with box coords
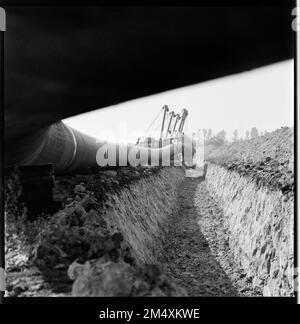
[203,127,294,296]
[5,167,186,297]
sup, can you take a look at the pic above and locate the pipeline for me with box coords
[5,121,195,175]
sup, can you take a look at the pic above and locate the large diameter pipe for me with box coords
[5,122,97,174]
[5,121,195,174]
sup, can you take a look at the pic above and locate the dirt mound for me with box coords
[207,127,293,171]
[203,127,294,296]
[5,167,185,297]
[69,260,186,297]
[206,127,294,197]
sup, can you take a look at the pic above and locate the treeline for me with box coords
[199,127,268,146]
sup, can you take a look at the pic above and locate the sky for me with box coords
[64,60,294,144]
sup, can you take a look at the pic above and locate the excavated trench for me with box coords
[162,177,239,296]
[6,166,242,297]
[5,129,294,297]
[3,167,263,297]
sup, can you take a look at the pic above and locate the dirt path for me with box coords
[162,177,240,297]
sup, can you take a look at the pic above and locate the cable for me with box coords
[144,107,163,136]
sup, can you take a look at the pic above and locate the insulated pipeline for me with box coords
[5,121,195,174]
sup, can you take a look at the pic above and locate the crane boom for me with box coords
[166,111,175,138]
[178,109,188,133]
[171,114,181,136]
[160,105,169,139]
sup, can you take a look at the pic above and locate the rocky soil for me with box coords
[6,168,250,297]
[207,127,294,196]
[207,127,293,169]
[6,165,252,297]
[204,127,294,296]
[4,127,294,297]
[5,167,185,297]
[162,178,241,296]
[193,181,262,296]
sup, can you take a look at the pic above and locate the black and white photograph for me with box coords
[0,1,298,308]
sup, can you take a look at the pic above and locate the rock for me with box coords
[68,260,89,281]
[263,285,271,296]
[246,276,253,283]
[240,287,249,293]
[281,184,291,193]
[70,205,87,226]
[10,282,28,297]
[272,269,279,279]
[148,287,166,297]
[111,232,124,246]
[70,259,186,297]
[86,209,99,223]
[271,161,280,168]
[72,261,134,297]
[132,278,150,295]
[74,184,86,194]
